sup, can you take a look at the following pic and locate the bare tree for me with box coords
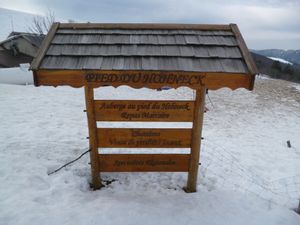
[28,10,55,35]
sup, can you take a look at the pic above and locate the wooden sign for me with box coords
[97,128,192,148]
[34,70,252,90]
[31,23,256,193]
[99,154,190,172]
[84,86,206,193]
[85,72,205,89]
[94,100,194,122]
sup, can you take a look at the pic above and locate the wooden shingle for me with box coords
[30,23,257,90]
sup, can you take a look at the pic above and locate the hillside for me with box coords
[252,49,300,65]
[251,52,300,83]
[0,78,299,225]
[0,8,37,41]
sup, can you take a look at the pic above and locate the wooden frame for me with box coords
[84,84,206,192]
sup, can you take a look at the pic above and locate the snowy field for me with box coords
[0,76,300,225]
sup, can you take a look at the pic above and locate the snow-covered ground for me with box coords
[0,77,300,225]
[0,64,33,85]
[268,57,293,65]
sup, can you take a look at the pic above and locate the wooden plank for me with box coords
[94,100,194,122]
[59,23,232,30]
[230,23,257,90]
[99,154,190,172]
[84,86,102,189]
[30,22,60,71]
[186,86,206,192]
[34,70,252,90]
[97,128,192,148]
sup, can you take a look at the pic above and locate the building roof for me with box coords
[0,32,45,58]
[0,49,32,68]
[30,23,257,90]
[1,32,45,48]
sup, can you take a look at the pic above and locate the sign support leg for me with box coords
[186,86,206,192]
[84,85,102,189]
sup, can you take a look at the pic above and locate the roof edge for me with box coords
[58,23,232,30]
[30,22,60,70]
[230,23,257,90]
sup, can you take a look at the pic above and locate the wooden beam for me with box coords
[30,22,60,72]
[99,154,190,172]
[59,23,232,30]
[185,86,206,192]
[34,70,252,90]
[97,128,192,148]
[230,23,257,90]
[84,86,102,189]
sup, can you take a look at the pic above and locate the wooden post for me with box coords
[84,85,102,189]
[185,86,206,192]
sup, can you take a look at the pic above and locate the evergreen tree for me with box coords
[271,61,282,72]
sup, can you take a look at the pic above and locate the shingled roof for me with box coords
[30,23,257,90]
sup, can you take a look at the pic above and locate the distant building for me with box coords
[0,32,44,68]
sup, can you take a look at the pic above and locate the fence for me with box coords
[199,138,300,208]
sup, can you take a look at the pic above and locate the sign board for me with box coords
[85,86,206,192]
[99,154,190,172]
[94,100,194,122]
[85,72,205,89]
[34,70,252,90]
[97,128,192,148]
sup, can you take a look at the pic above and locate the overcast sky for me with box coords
[1,0,299,50]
